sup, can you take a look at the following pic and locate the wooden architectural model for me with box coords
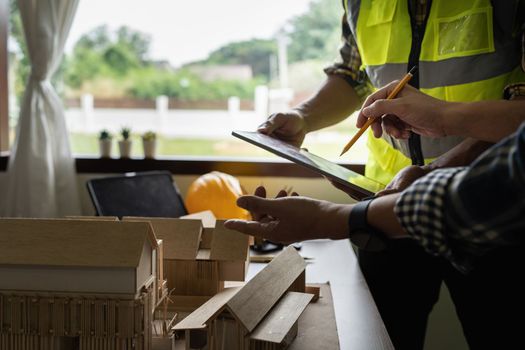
[123,212,250,312]
[0,218,170,350]
[173,246,313,350]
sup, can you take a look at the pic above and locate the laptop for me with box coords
[86,171,188,218]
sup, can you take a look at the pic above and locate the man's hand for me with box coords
[224,193,350,244]
[376,165,430,196]
[249,186,298,222]
[326,165,429,197]
[257,110,308,147]
[356,81,452,139]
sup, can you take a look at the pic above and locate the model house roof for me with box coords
[0,218,156,268]
[174,246,309,335]
[209,220,250,261]
[225,246,306,332]
[249,291,313,343]
[180,210,216,228]
[123,217,249,262]
[173,287,241,330]
[123,217,202,259]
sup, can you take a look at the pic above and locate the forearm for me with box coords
[294,75,362,132]
[366,194,407,238]
[425,99,525,170]
[424,138,493,171]
[444,100,525,142]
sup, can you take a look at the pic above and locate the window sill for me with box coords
[0,155,365,177]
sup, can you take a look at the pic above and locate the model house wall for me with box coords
[0,218,162,350]
[123,213,249,313]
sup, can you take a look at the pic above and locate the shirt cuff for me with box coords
[323,65,372,101]
[394,167,470,272]
[503,83,525,100]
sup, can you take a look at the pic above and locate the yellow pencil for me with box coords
[340,66,417,157]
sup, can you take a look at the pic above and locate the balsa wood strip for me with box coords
[209,220,249,261]
[226,246,306,332]
[250,292,313,343]
[123,217,202,260]
[172,287,240,330]
[0,219,151,268]
[180,211,216,228]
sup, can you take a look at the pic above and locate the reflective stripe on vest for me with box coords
[345,0,524,183]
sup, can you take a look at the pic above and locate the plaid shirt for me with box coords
[326,1,525,100]
[394,123,525,273]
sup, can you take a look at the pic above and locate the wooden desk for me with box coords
[248,239,394,350]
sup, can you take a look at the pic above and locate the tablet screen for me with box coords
[232,131,385,200]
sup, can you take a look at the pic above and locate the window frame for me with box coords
[0,155,365,176]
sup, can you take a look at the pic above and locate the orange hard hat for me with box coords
[184,171,250,220]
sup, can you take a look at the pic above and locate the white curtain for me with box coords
[4,0,80,217]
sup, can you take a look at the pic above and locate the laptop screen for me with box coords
[87,171,188,218]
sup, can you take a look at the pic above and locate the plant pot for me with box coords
[99,139,112,158]
[118,140,132,158]
[142,139,157,159]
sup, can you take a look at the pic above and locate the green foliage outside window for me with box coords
[9,0,341,102]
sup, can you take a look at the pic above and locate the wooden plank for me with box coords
[250,292,313,344]
[124,217,201,260]
[0,219,152,268]
[172,287,240,331]
[226,246,306,332]
[209,220,249,262]
[0,0,8,152]
[65,216,119,221]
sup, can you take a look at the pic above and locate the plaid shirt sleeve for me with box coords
[394,123,525,273]
[323,11,373,101]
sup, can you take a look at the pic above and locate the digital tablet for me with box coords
[232,131,385,200]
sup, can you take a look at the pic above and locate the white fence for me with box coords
[65,86,295,138]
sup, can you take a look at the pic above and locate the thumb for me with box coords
[257,113,285,135]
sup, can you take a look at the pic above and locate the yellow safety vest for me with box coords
[345,0,524,185]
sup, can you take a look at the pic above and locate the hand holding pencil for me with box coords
[340,66,417,156]
[351,69,453,142]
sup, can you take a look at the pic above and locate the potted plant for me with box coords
[98,129,113,158]
[142,131,157,159]
[118,127,132,158]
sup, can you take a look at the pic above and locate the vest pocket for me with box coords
[366,0,398,26]
[434,7,494,59]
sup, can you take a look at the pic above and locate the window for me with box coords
[7,0,368,163]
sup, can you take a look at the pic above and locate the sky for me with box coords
[66,0,312,68]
